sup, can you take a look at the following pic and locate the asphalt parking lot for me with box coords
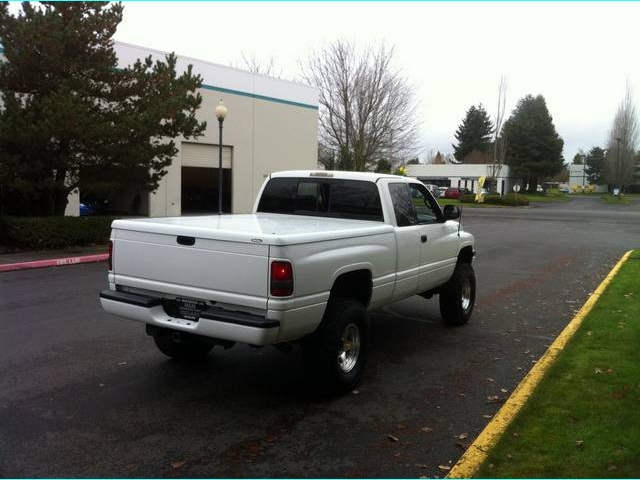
[1,197,638,478]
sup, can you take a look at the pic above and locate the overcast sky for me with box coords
[113,2,640,164]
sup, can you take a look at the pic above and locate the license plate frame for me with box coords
[173,298,207,321]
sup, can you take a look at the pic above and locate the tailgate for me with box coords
[112,227,269,310]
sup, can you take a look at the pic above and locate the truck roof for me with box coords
[270,170,409,182]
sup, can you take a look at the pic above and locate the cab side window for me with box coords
[409,183,443,224]
[388,183,416,227]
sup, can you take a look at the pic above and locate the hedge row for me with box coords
[459,193,530,206]
[0,216,116,250]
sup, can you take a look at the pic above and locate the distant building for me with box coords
[568,164,607,193]
[406,163,515,194]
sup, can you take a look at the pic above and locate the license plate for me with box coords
[174,298,207,321]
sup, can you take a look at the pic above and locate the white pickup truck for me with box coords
[100,171,475,394]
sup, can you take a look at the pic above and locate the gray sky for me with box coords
[114,2,640,164]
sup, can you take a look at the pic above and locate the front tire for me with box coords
[439,262,476,326]
[303,299,369,395]
[153,330,213,360]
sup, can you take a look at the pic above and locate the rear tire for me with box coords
[439,262,476,326]
[153,330,213,360]
[303,299,369,395]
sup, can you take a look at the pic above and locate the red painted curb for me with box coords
[0,253,109,273]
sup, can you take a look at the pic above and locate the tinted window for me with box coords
[257,178,383,222]
[388,183,416,227]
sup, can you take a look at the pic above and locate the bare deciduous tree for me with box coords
[302,39,419,171]
[233,52,281,78]
[605,82,639,191]
[489,75,507,180]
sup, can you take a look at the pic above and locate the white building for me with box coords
[568,164,608,192]
[405,163,515,195]
[115,42,319,217]
[1,41,319,216]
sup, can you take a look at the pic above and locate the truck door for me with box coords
[409,182,459,292]
[387,182,420,301]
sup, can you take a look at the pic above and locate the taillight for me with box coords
[108,240,113,271]
[271,261,293,297]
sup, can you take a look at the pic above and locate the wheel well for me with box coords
[458,246,474,264]
[330,269,372,307]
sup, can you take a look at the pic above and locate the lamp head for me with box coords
[215,99,228,121]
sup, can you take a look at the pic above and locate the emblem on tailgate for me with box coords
[251,238,263,244]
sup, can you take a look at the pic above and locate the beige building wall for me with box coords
[60,42,318,217]
[119,41,320,218]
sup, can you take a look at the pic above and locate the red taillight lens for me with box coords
[108,240,113,271]
[271,261,293,297]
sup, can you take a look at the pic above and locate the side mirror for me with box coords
[443,204,461,220]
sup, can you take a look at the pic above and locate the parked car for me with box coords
[438,186,449,197]
[559,184,570,193]
[443,187,471,199]
[79,203,95,216]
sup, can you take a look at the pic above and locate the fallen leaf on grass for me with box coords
[575,440,584,448]
[595,368,602,374]
[608,465,617,471]
[387,434,399,442]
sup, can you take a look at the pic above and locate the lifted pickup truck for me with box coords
[100,171,475,394]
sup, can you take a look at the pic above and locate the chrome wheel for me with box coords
[337,323,361,374]
[461,277,472,313]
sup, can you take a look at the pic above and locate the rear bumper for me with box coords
[99,290,280,345]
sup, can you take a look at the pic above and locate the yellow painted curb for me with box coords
[447,250,633,479]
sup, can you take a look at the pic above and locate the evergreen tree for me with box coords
[503,95,564,193]
[0,2,206,216]
[452,104,494,162]
[585,147,606,185]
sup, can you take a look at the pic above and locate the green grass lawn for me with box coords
[475,251,640,477]
[600,194,638,205]
[436,198,505,208]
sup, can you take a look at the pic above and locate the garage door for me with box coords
[181,142,232,169]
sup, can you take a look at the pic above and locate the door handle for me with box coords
[421,235,427,243]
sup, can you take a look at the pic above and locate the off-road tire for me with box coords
[303,299,369,395]
[153,330,213,360]
[439,262,476,326]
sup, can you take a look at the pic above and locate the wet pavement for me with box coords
[0,196,638,477]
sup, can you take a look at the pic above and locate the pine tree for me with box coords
[585,147,606,185]
[0,2,206,216]
[503,95,564,193]
[452,104,494,162]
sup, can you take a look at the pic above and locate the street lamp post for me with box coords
[615,137,622,195]
[215,99,228,214]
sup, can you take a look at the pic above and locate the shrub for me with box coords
[502,193,530,206]
[0,215,116,249]
[459,194,476,203]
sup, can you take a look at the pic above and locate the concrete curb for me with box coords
[447,249,634,478]
[0,253,109,273]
